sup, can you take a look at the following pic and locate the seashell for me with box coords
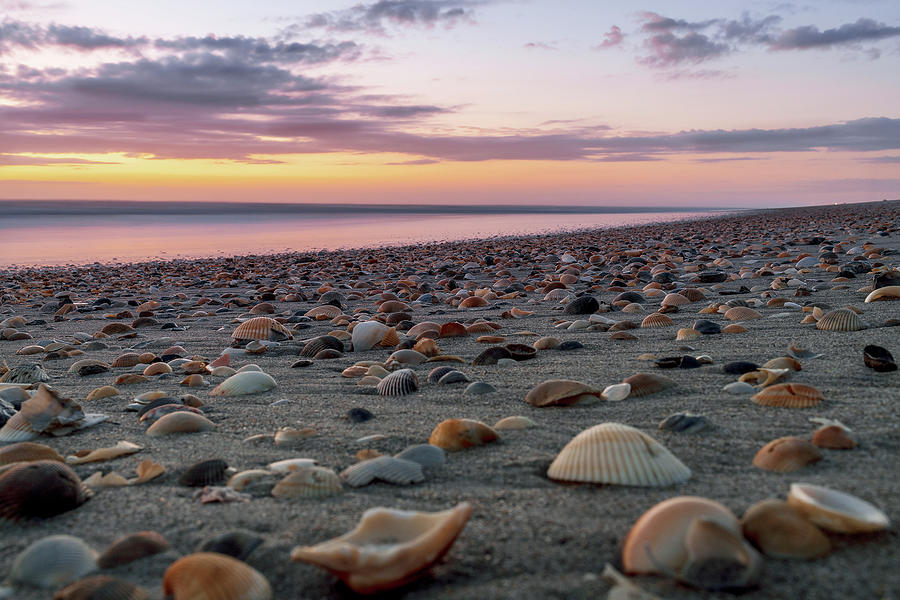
[465,381,496,395]
[182,360,210,375]
[0,441,64,466]
[429,418,499,451]
[692,319,721,334]
[437,370,470,384]
[237,364,263,372]
[533,336,561,350]
[378,300,410,313]
[752,383,823,408]
[641,313,674,328]
[268,458,318,473]
[622,302,644,313]
[601,564,662,600]
[763,356,802,371]
[314,348,342,359]
[548,422,691,486]
[196,532,263,562]
[1,363,52,383]
[622,373,675,398]
[357,375,381,386]
[53,574,149,599]
[407,321,441,338]
[622,496,739,575]
[722,323,748,334]
[610,331,638,340]
[864,285,900,302]
[210,371,276,397]
[413,337,440,356]
[97,531,169,568]
[380,326,400,348]
[439,322,468,337]
[356,449,382,461]
[272,466,343,498]
[17,344,45,355]
[660,293,689,307]
[386,349,427,365]
[101,322,134,335]
[426,366,457,383]
[787,482,889,533]
[340,455,424,487]
[525,379,603,407]
[472,346,512,365]
[476,335,505,344]
[504,343,536,361]
[274,427,317,446]
[137,352,157,364]
[675,328,701,341]
[786,342,822,359]
[723,306,762,320]
[66,441,142,465]
[816,308,866,331]
[377,368,419,396]
[394,444,446,468]
[753,436,822,472]
[739,367,789,387]
[145,411,216,437]
[129,459,165,485]
[342,366,368,378]
[812,424,857,449]
[142,362,172,376]
[227,469,274,493]
[564,295,599,314]
[179,458,229,487]
[11,534,97,589]
[351,320,389,352]
[305,304,343,319]
[723,381,756,395]
[658,412,709,433]
[863,344,896,372]
[115,374,147,385]
[678,516,761,590]
[163,553,271,600]
[290,502,472,594]
[492,416,537,430]
[741,499,830,559]
[0,383,85,442]
[466,321,500,334]
[85,385,119,401]
[459,295,489,308]
[601,382,631,402]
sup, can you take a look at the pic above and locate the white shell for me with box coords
[376,369,418,396]
[210,371,276,397]
[268,458,318,472]
[10,535,97,588]
[352,321,389,352]
[787,483,890,533]
[602,383,631,402]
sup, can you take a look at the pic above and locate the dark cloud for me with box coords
[594,25,623,49]
[364,104,445,118]
[305,0,481,34]
[640,31,730,67]
[770,18,900,49]
[155,36,360,64]
[640,12,717,32]
[47,24,146,49]
[693,156,764,163]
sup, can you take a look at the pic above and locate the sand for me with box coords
[0,201,898,600]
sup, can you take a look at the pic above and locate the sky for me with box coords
[0,0,898,207]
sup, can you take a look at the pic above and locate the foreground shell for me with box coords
[163,553,272,600]
[352,321,389,352]
[428,419,498,451]
[0,441,64,466]
[524,379,603,407]
[741,499,831,559]
[752,383,823,408]
[11,534,97,588]
[864,285,900,302]
[97,531,169,569]
[548,423,691,486]
[210,371,276,397]
[678,516,762,590]
[290,502,473,594]
[787,483,890,533]
[145,412,216,437]
[0,460,91,522]
[815,308,866,331]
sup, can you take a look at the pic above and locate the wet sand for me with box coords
[1,200,898,600]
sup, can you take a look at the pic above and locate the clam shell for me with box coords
[762,356,802,371]
[723,306,762,320]
[162,553,272,600]
[272,466,343,498]
[340,455,425,487]
[492,416,537,430]
[427,366,457,383]
[394,444,446,468]
[472,346,512,365]
[299,335,344,357]
[815,308,866,331]
[533,336,561,350]
[290,502,472,594]
[548,422,691,486]
[179,458,229,487]
[351,321,389,352]
[864,285,900,302]
[0,460,91,522]
[787,482,890,533]
[0,441,64,466]
[376,368,418,396]
[525,379,603,407]
[622,373,675,398]
[428,418,499,451]
[741,499,830,559]
[459,295,489,308]
[752,383,823,408]
[11,534,97,589]
[640,313,674,328]
[142,362,172,376]
[812,424,856,449]
[210,371,276,397]
[97,531,169,569]
[145,412,216,437]
[753,436,822,472]
[53,575,149,600]
[602,383,631,402]
[196,531,263,561]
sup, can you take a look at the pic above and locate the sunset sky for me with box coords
[1,0,898,207]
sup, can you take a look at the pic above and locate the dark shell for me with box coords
[291,360,313,368]
[77,363,110,377]
[0,460,91,522]
[97,531,169,569]
[344,407,375,423]
[178,459,229,487]
[196,531,263,562]
[53,575,149,600]
[723,361,759,375]
[655,356,701,369]
[693,319,722,334]
[299,335,344,357]
[564,295,599,315]
[0,441,65,466]
[558,340,584,351]
[427,366,458,383]
[614,291,645,303]
[437,370,470,385]
[313,348,343,360]
[863,345,896,372]
[472,346,512,365]
[658,412,710,433]
[505,343,537,361]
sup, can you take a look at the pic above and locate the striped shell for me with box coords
[210,371,276,397]
[0,460,90,522]
[661,293,690,306]
[162,553,272,600]
[547,422,691,486]
[724,306,762,320]
[676,328,701,341]
[394,444,446,468]
[11,534,97,589]
[97,531,169,569]
[815,308,867,331]
[459,295,489,308]
[300,335,344,357]
[752,383,823,408]
[145,412,216,437]
[0,441,64,466]
[0,363,51,383]
[272,466,343,498]
[407,321,441,338]
[622,373,675,398]
[232,317,293,342]
[525,379,603,407]
[428,418,498,451]
[340,455,424,487]
[753,437,822,472]
[53,575,149,600]
[305,305,343,319]
[376,368,418,396]
[640,313,674,328]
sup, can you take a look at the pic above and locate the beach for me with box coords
[0,200,898,600]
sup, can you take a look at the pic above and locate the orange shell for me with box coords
[439,322,468,338]
[622,373,675,397]
[163,553,271,600]
[724,306,762,320]
[660,293,689,306]
[142,362,172,376]
[812,425,857,449]
[740,499,830,559]
[412,338,440,357]
[232,317,293,341]
[101,322,134,335]
[640,313,674,328]
[111,353,141,368]
[459,296,489,308]
[751,383,823,408]
[428,419,498,451]
[377,300,410,313]
[722,324,748,333]
[0,441,64,466]
[753,437,822,472]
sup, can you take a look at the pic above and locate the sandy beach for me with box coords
[0,201,898,600]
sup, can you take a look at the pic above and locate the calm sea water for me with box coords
[0,202,722,267]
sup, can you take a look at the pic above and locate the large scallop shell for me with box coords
[53,575,149,600]
[272,466,343,498]
[210,371,276,397]
[723,306,762,321]
[162,553,272,600]
[428,418,499,451]
[10,534,97,588]
[305,305,343,319]
[340,455,424,487]
[110,354,140,369]
[640,313,674,328]
[547,422,691,486]
[290,502,472,594]
[740,499,830,559]
[0,460,91,522]
[751,383,823,408]
[622,373,675,398]
[97,531,169,569]
[524,379,603,407]
[351,321,389,352]
[815,308,867,331]
[787,483,890,533]
[145,412,216,437]
[376,368,418,396]
[753,436,822,472]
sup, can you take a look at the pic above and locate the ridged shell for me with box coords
[459,295,489,308]
[0,460,91,521]
[351,321,389,352]
[0,363,51,383]
[740,499,830,559]
[465,321,499,334]
[11,535,97,589]
[428,418,498,451]
[97,531,169,569]
[394,444,446,468]
[753,437,822,472]
[162,553,272,600]
[525,379,603,407]
[376,369,418,396]
[660,293,689,306]
[305,305,343,319]
[471,346,512,365]
[752,383,823,408]
[291,502,472,594]
[210,371,276,397]
[787,483,890,533]
[272,466,343,498]
[815,308,866,331]
[340,455,425,487]
[864,285,900,302]
[547,423,691,486]
[300,335,344,357]
[675,328,701,340]
[53,574,149,600]
[564,295,599,314]
[426,366,457,383]
[724,306,762,320]
[412,337,440,356]
[179,459,228,487]
[0,441,64,465]
[145,412,216,437]
[231,317,293,342]
[406,322,441,338]
[640,313,674,328]
[622,373,675,398]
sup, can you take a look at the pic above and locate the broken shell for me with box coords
[0,460,91,521]
[377,368,419,396]
[340,455,424,487]
[812,424,857,449]
[272,466,343,498]
[679,516,761,590]
[66,441,142,465]
[752,383,823,408]
[548,422,691,486]
[210,371,276,397]
[290,502,472,594]
[753,436,822,472]
[741,499,830,559]
[97,531,169,569]
[786,482,890,533]
[11,534,97,589]
[131,459,165,485]
[622,373,675,398]
[815,308,867,331]
[145,412,216,437]
[525,379,603,407]
[428,418,499,451]
[163,553,272,600]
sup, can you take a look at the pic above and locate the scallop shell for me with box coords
[753,436,822,472]
[815,308,867,331]
[786,482,890,533]
[340,455,425,487]
[740,499,830,559]
[548,423,690,486]
[179,458,229,487]
[272,466,343,498]
[428,418,499,451]
[11,534,97,589]
[660,293,690,307]
[407,321,441,338]
[676,328,701,341]
[622,373,675,398]
[721,324,748,334]
[640,313,674,328]
[439,322,468,337]
[290,502,472,594]
[145,412,216,437]
[723,306,762,320]
[210,371,276,397]
[864,285,900,302]
[525,379,603,407]
[752,383,823,408]
[53,575,149,600]
[459,295,489,308]
[394,444,446,468]
[97,531,169,569]
[351,321,389,352]
[305,305,343,319]
[386,349,427,365]
[762,356,802,371]
[812,424,856,449]
[0,441,64,466]
[376,368,418,396]
[162,553,272,600]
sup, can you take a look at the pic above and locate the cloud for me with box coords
[640,31,730,67]
[769,18,900,49]
[594,25,623,49]
[385,158,439,165]
[155,36,360,64]
[47,24,146,49]
[0,154,120,165]
[304,0,481,34]
[524,41,555,50]
[859,155,900,163]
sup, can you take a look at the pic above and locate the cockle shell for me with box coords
[406,322,441,338]
[290,502,473,594]
[340,456,424,487]
[305,305,343,319]
[525,379,603,407]
[752,383,823,408]
[97,531,169,569]
[864,285,900,302]
[53,575,149,599]
[0,363,51,383]
[753,437,822,472]
[548,423,691,486]
[163,553,272,600]
[210,371,276,397]
[676,328,701,341]
[351,321,389,352]
[787,482,890,533]
[11,535,97,589]
[723,306,762,320]
[145,412,216,437]
[439,322,468,337]
[459,295,489,308]
[0,441,64,466]
[300,335,344,357]
[815,308,867,331]
[622,373,675,398]
[640,313,674,328]
[272,466,343,498]
[376,368,418,396]
[466,321,500,333]
[386,349,427,365]
[412,337,440,356]
[428,418,499,451]
[394,444,446,468]
[740,499,830,559]
[660,293,689,307]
